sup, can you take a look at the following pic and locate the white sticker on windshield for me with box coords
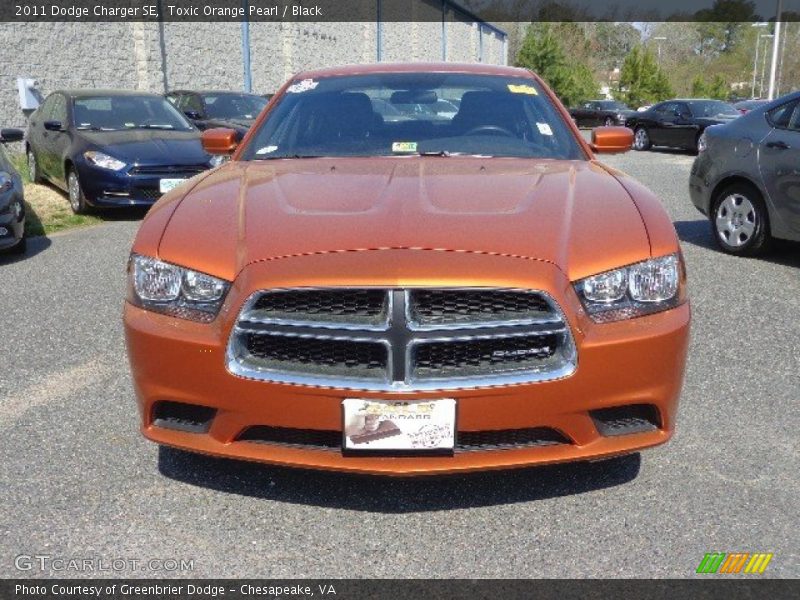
[256,145,278,155]
[287,79,319,93]
[537,123,553,136]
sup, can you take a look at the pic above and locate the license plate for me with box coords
[159,178,186,193]
[342,399,456,452]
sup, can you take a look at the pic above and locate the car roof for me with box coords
[292,62,533,80]
[56,89,164,99]
[168,90,262,96]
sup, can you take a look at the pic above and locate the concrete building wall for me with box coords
[0,12,506,131]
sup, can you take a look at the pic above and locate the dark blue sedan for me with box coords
[26,90,220,214]
[0,127,26,254]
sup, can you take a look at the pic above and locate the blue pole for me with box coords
[241,0,252,92]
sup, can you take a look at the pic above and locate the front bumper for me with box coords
[0,192,25,249]
[124,250,690,475]
[77,162,208,208]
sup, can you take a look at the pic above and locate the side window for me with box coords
[183,94,204,115]
[51,94,68,124]
[676,103,690,117]
[38,95,56,120]
[767,100,799,130]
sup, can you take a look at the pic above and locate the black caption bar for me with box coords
[3,579,799,600]
[2,0,800,23]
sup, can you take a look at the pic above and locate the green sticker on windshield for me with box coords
[392,141,418,153]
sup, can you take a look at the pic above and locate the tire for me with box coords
[67,168,91,215]
[27,148,42,183]
[604,116,614,127]
[633,127,651,151]
[693,132,705,154]
[711,182,771,256]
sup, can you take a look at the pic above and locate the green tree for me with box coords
[708,74,730,99]
[691,75,709,97]
[617,45,675,107]
[515,23,598,106]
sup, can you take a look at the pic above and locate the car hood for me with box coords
[78,129,208,165]
[158,157,652,282]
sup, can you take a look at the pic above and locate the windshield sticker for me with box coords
[255,145,278,155]
[286,79,319,93]
[508,84,538,95]
[392,141,418,153]
[536,123,553,136]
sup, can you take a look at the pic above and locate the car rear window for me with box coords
[241,73,584,161]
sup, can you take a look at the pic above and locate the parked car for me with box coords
[166,90,268,137]
[26,90,218,214]
[569,100,636,127]
[0,128,26,254]
[690,90,800,255]
[733,99,769,114]
[627,99,739,152]
[124,63,689,475]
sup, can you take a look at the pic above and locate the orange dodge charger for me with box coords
[124,63,690,475]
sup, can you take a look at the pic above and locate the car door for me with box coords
[669,102,697,148]
[47,93,71,185]
[571,102,594,126]
[27,94,55,175]
[651,102,682,146]
[759,99,800,235]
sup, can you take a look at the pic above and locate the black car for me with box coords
[26,90,217,214]
[733,99,769,114]
[165,90,268,137]
[569,100,636,127]
[0,128,26,254]
[627,99,739,153]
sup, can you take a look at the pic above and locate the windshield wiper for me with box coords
[76,125,117,131]
[131,124,176,130]
[253,154,324,160]
[418,150,494,158]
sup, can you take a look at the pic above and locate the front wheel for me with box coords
[28,149,43,183]
[711,183,771,256]
[633,127,651,150]
[67,168,91,215]
[604,116,614,127]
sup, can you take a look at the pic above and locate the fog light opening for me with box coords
[151,401,217,434]
[590,404,661,437]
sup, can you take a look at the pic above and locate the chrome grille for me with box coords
[228,288,576,391]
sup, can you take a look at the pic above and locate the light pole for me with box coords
[751,22,768,98]
[767,0,784,100]
[653,36,667,63]
[759,34,773,97]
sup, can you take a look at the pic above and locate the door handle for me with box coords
[766,140,791,150]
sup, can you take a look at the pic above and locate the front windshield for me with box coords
[241,73,584,160]
[202,93,267,120]
[73,95,194,131]
[688,101,738,118]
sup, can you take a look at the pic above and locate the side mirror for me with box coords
[202,128,239,156]
[590,126,634,154]
[184,110,203,120]
[0,128,24,143]
[43,120,63,132]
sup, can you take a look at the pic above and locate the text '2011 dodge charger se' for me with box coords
[124,63,690,475]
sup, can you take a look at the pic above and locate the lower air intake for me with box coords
[590,404,660,437]
[152,401,216,434]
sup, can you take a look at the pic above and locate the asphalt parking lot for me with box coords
[1,145,798,579]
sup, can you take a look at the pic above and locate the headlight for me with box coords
[127,254,230,322]
[575,254,683,323]
[209,155,228,168]
[84,151,126,171]
[0,171,12,192]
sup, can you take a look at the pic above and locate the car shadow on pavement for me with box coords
[675,218,800,268]
[0,233,51,263]
[157,447,641,512]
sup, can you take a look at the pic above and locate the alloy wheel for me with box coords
[604,117,614,127]
[715,194,756,248]
[634,128,649,150]
[68,171,81,212]
[27,151,36,182]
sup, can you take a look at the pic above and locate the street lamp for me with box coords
[653,36,667,63]
[759,34,774,98]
